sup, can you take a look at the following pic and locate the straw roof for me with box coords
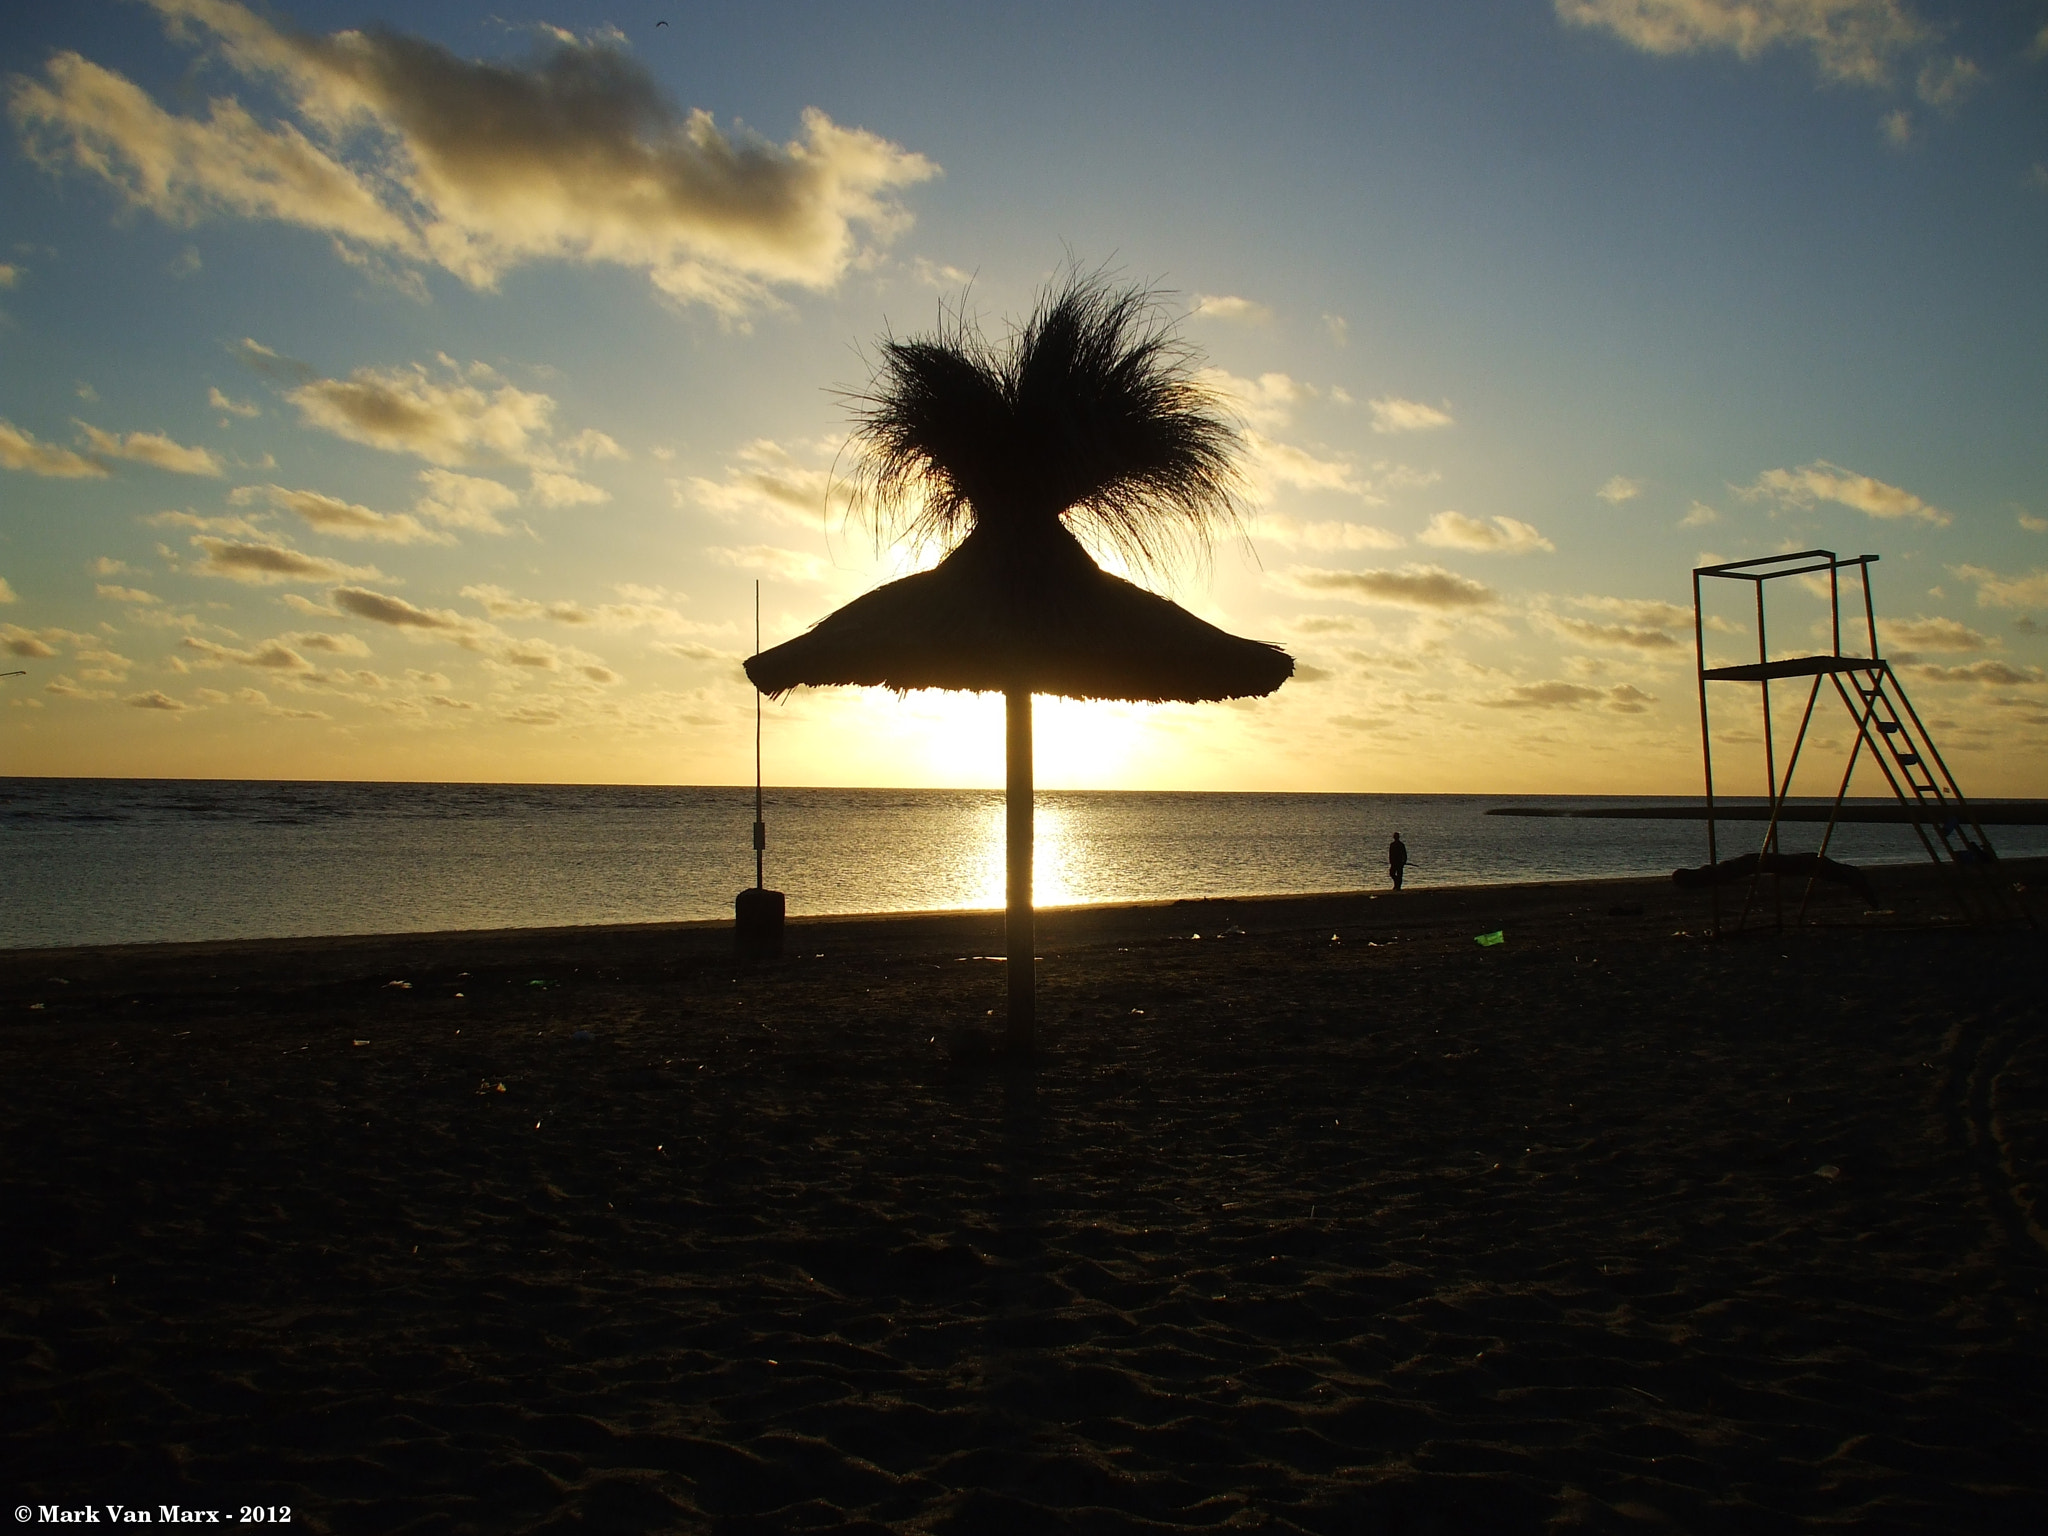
[744,274,1293,704]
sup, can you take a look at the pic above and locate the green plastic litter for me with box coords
[1475,930,1505,947]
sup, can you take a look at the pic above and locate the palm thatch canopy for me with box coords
[744,275,1293,703]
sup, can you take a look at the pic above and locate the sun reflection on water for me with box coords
[958,795,1085,909]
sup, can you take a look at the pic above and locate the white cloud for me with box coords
[1278,563,1498,610]
[1191,294,1272,325]
[413,468,519,534]
[331,586,477,633]
[208,386,260,418]
[75,422,223,475]
[0,264,19,288]
[1482,679,1656,712]
[1244,435,1378,502]
[1368,396,1453,433]
[1554,0,1930,87]
[528,469,609,507]
[286,356,552,466]
[1881,107,1913,147]
[1740,460,1951,526]
[240,483,450,544]
[1250,514,1405,552]
[189,535,378,584]
[1952,565,2048,609]
[0,419,107,478]
[0,577,15,603]
[3,624,60,658]
[1597,475,1643,503]
[181,635,313,671]
[1878,615,1988,652]
[1915,54,1980,108]
[1680,500,1719,527]
[1322,313,1348,347]
[707,544,831,583]
[461,583,593,623]
[96,583,159,604]
[1908,660,2045,687]
[685,438,849,528]
[8,0,937,317]
[125,689,191,710]
[1199,368,1315,434]
[1419,511,1554,554]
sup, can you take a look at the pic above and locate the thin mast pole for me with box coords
[754,580,765,892]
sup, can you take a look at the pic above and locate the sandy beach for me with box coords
[3,865,2044,1533]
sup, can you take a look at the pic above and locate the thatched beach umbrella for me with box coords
[747,276,1293,1046]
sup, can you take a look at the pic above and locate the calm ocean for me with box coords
[5,778,2043,950]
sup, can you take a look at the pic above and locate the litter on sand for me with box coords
[1475,930,1506,947]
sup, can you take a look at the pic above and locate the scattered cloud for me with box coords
[0,419,107,478]
[1680,500,1719,527]
[1418,511,1555,554]
[1368,396,1453,433]
[3,625,60,658]
[686,438,839,529]
[1740,460,1951,526]
[7,0,937,317]
[414,468,520,534]
[1881,107,1913,148]
[1597,475,1642,504]
[124,689,189,710]
[96,583,159,604]
[529,470,609,507]
[910,257,973,289]
[1952,565,2048,609]
[233,338,318,385]
[1251,514,1405,552]
[1191,294,1272,325]
[2018,513,2048,534]
[181,635,313,671]
[238,483,450,544]
[1538,614,1684,651]
[189,535,379,584]
[1554,0,1930,87]
[1279,563,1497,610]
[208,386,260,418]
[0,577,15,603]
[1909,660,2045,687]
[1879,615,1988,652]
[332,586,474,633]
[1483,679,1655,712]
[707,544,831,583]
[291,631,369,656]
[1322,313,1348,347]
[461,583,593,623]
[74,422,223,475]
[0,263,18,288]
[1915,54,1980,108]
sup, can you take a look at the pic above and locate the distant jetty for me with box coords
[1487,802,2048,825]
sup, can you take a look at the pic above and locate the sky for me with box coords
[2,0,2045,795]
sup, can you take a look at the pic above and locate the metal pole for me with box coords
[1693,568,1718,936]
[1005,686,1034,1049]
[1829,556,1840,657]
[754,581,765,891]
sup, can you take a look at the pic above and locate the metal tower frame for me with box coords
[1692,549,2021,932]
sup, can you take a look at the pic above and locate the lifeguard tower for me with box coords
[1691,550,2025,932]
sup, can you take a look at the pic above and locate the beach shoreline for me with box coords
[4,864,2043,1532]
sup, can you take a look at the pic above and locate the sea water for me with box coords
[3,778,2042,950]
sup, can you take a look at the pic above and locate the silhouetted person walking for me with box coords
[1389,831,1408,890]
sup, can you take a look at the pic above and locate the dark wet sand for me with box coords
[3,864,2045,1533]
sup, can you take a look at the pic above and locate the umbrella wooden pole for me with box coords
[1005,687,1034,1047]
